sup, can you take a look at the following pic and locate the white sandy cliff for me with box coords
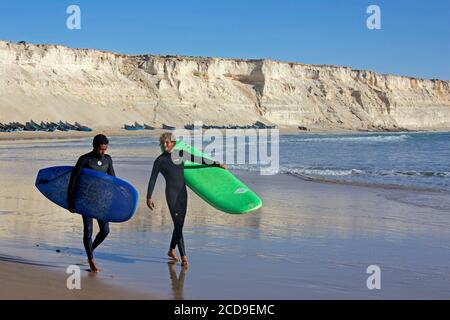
[0,40,449,130]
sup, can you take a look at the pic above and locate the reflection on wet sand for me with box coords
[168,262,188,300]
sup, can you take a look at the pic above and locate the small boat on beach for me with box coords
[162,124,176,130]
[64,121,79,131]
[0,124,7,132]
[75,122,93,132]
[124,123,144,131]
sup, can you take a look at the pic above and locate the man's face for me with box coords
[94,144,108,156]
[162,140,176,152]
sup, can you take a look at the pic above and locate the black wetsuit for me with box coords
[67,151,115,260]
[147,149,219,257]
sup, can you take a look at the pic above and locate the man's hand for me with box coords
[219,163,228,170]
[68,200,75,213]
[147,198,155,210]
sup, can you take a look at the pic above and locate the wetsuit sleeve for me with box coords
[180,150,220,166]
[146,156,162,199]
[107,156,116,177]
[67,155,87,203]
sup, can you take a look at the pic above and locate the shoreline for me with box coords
[1,126,449,142]
[286,171,448,194]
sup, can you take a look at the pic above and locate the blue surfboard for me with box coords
[35,166,138,222]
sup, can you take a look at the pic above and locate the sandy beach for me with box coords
[1,134,450,299]
[0,257,158,299]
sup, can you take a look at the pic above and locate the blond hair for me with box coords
[159,132,175,145]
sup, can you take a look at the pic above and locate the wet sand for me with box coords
[1,137,450,299]
[0,256,158,299]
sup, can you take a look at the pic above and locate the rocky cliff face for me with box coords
[0,40,449,130]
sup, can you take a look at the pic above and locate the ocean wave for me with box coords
[283,167,365,176]
[377,170,450,178]
[293,134,410,143]
[228,164,450,180]
[283,167,450,178]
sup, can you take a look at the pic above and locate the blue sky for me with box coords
[0,0,449,79]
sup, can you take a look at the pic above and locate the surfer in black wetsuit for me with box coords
[146,133,227,266]
[67,134,115,273]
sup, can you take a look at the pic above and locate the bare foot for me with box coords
[181,256,189,267]
[88,259,99,273]
[168,249,179,261]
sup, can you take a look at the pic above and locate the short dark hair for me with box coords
[93,134,109,148]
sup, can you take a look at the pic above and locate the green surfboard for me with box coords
[170,140,262,214]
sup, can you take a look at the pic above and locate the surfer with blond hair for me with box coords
[146,132,227,266]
